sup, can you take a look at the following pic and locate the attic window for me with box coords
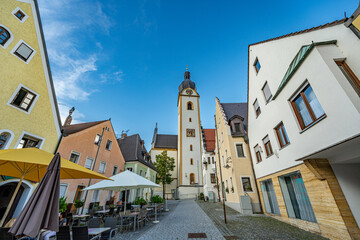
[11,7,28,23]
[15,10,25,20]
[234,123,241,132]
[13,41,35,63]
[254,58,261,73]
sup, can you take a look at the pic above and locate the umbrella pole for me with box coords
[124,190,127,214]
[0,175,24,227]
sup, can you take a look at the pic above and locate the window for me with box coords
[253,99,261,117]
[187,101,193,110]
[190,158,193,165]
[92,190,99,202]
[17,135,41,148]
[127,167,133,172]
[262,82,272,102]
[113,166,118,175]
[11,87,36,112]
[0,27,10,46]
[254,58,261,73]
[275,122,290,148]
[212,157,215,164]
[190,173,195,185]
[99,161,106,173]
[234,123,241,133]
[262,135,273,157]
[336,60,360,97]
[94,134,101,145]
[254,144,262,163]
[190,145,193,151]
[291,85,325,130]
[189,118,192,122]
[11,7,28,23]
[236,144,245,158]
[0,132,11,150]
[13,42,34,62]
[85,157,94,169]
[210,173,216,184]
[139,170,143,176]
[241,177,253,192]
[106,140,112,150]
[14,10,25,20]
[60,184,68,198]
[221,132,223,142]
[69,152,80,164]
[207,157,210,164]
[230,177,234,193]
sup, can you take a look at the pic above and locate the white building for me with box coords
[247,7,360,240]
[150,69,203,199]
[200,128,218,202]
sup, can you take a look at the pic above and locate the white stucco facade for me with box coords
[248,22,360,229]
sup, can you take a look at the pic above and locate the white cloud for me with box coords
[100,70,125,84]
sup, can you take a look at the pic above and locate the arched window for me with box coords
[190,158,193,165]
[190,144,193,151]
[190,173,195,185]
[187,101,193,110]
[189,118,192,122]
[0,27,10,46]
[0,132,11,149]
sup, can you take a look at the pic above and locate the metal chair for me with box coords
[0,227,14,240]
[56,226,71,240]
[88,217,101,228]
[101,217,117,239]
[72,226,100,240]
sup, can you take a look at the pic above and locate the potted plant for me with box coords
[225,187,229,193]
[134,197,147,208]
[199,192,204,200]
[231,187,234,193]
[74,200,84,214]
[150,195,164,204]
[59,196,68,213]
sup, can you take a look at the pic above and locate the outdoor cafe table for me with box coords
[88,227,111,238]
[96,209,110,214]
[119,212,139,232]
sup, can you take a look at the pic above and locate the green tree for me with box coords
[153,151,175,200]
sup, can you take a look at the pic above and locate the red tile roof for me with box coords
[249,18,346,46]
[203,129,216,152]
[62,120,107,135]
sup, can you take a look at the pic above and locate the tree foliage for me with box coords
[154,151,175,185]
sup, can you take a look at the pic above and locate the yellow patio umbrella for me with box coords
[0,148,111,226]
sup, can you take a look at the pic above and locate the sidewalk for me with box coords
[137,200,225,240]
[197,200,327,240]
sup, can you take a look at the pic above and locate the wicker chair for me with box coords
[56,226,71,240]
[101,217,117,239]
[72,226,100,240]
[0,227,14,240]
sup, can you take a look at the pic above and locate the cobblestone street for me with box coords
[197,201,328,240]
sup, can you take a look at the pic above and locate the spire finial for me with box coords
[186,64,189,71]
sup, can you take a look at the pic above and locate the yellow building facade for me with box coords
[215,98,261,213]
[0,0,62,224]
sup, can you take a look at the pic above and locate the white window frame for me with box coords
[240,175,254,193]
[85,157,94,169]
[11,7,29,23]
[126,167,133,172]
[15,131,45,149]
[112,165,118,175]
[94,134,101,145]
[7,84,39,114]
[60,183,68,198]
[92,190,100,202]
[11,39,36,64]
[99,161,106,173]
[262,81,272,103]
[106,140,112,150]
[69,151,81,164]
[0,129,15,150]
[0,24,14,49]
[234,142,246,158]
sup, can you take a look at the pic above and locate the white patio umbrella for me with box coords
[83,170,159,213]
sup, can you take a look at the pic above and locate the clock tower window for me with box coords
[187,101,193,110]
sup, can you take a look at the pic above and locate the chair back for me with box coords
[108,207,114,216]
[104,217,117,229]
[65,203,73,214]
[72,226,89,240]
[88,217,101,228]
[56,226,71,240]
[0,227,14,240]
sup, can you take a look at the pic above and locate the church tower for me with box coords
[177,68,203,199]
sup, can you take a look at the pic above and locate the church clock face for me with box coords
[186,129,195,137]
[186,89,193,95]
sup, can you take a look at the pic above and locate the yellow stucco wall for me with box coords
[215,99,260,210]
[0,0,60,153]
[353,15,360,31]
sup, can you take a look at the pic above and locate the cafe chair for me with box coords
[56,226,71,240]
[0,227,14,240]
[88,217,101,228]
[72,226,100,240]
[101,217,117,239]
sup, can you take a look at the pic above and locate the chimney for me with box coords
[63,107,75,127]
[121,133,127,139]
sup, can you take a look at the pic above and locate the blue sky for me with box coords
[38,0,358,149]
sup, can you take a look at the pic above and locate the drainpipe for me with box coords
[53,129,64,154]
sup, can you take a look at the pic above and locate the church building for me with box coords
[150,69,203,199]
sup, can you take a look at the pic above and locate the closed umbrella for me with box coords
[9,153,61,238]
[83,170,160,213]
[0,148,111,226]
